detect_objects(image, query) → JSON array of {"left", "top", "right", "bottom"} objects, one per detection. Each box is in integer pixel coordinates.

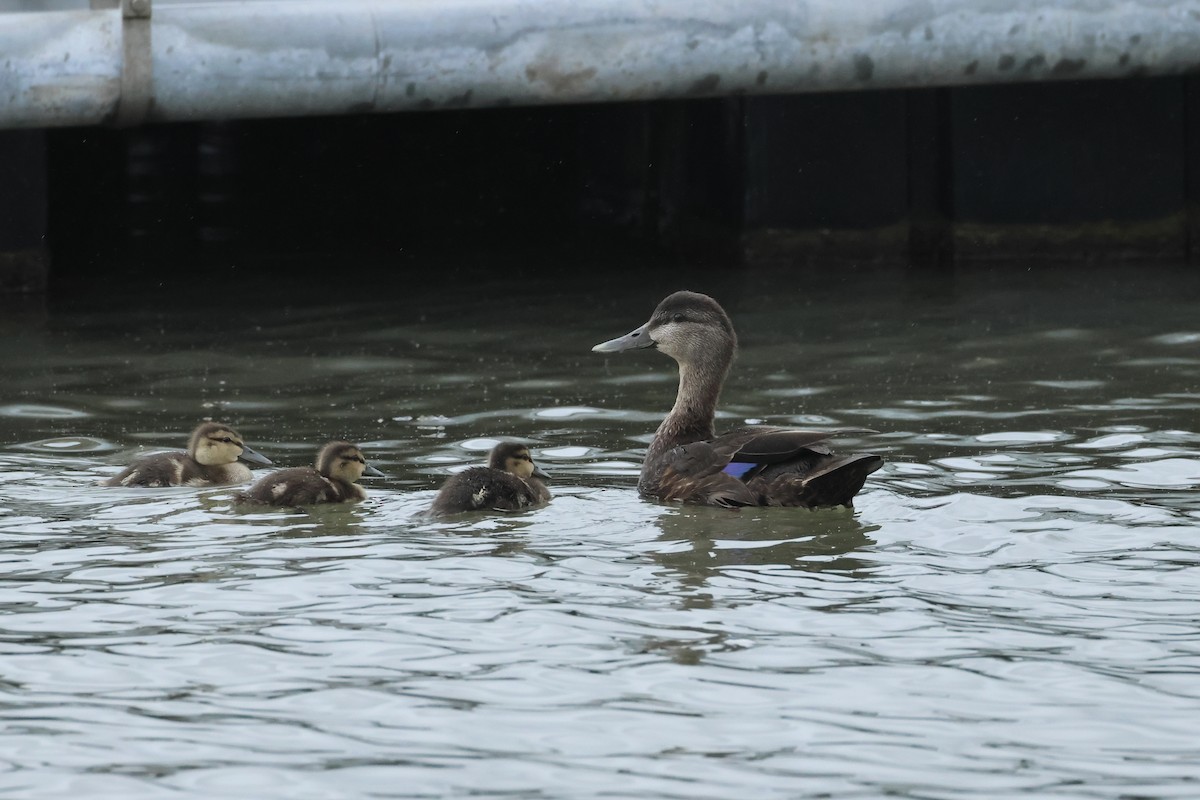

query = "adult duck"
[
  {"left": 427, "top": 442, "right": 551, "bottom": 516},
  {"left": 105, "top": 421, "right": 272, "bottom": 487},
  {"left": 592, "top": 290, "right": 882, "bottom": 508},
  {"left": 240, "top": 441, "right": 384, "bottom": 506}
]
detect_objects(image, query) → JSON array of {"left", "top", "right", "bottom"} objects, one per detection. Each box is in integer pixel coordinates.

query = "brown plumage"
[
  {"left": 427, "top": 442, "right": 551, "bottom": 516},
  {"left": 105, "top": 421, "right": 272, "bottom": 487},
  {"left": 592, "top": 290, "right": 883, "bottom": 508},
  {"left": 239, "top": 441, "right": 383, "bottom": 507}
]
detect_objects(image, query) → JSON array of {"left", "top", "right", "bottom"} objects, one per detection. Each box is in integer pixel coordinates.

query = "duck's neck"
[{"left": 647, "top": 354, "right": 730, "bottom": 462}]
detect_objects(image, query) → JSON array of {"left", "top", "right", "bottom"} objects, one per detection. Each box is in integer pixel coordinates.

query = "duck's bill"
[
  {"left": 592, "top": 323, "right": 655, "bottom": 353},
  {"left": 239, "top": 445, "right": 273, "bottom": 466},
  {"left": 532, "top": 464, "right": 550, "bottom": 480},
  {"left": 363, "top": 465, "right": 386, "bottom": 478}
]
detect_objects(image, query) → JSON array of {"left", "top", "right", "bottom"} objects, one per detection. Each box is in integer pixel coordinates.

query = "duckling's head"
[
  {"left": 188, "top": 422, "right": 272, "bottom": 467},
  {"left": 316, "top": 441, "right": 384, "bottom": 484},
  {"left": 592, "top": 290, "right": 737, "bottom": 367},
  {"left": 488, "top": 442, "right": 549, "bottom": 481}
]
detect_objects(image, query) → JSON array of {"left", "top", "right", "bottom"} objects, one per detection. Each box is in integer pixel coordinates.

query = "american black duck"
[
  {"left": 427, "top": 442, "right": 550, "bottom": 516},
  {"left": 592, "top": 290, "right": 882, "bottom": 508},
  {"left": 105, "top": 421, "right": 272, "bottom": 488},
  {"left": 240, "top": 441, "right": 383, "bottom": 506}
]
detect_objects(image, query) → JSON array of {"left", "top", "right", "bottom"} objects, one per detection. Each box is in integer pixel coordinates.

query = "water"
[{"left": 2, "top": 261, "right": 1199, "bottom": 798}]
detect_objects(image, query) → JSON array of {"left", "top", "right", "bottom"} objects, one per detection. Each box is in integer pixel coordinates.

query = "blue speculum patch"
[{"left": 722, "top": 461, "right": 756, "bottom": 479}]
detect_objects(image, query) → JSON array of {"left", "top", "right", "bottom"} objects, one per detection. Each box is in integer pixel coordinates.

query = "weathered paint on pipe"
[
  {"left": 2, "top": 0, "right": 1200, "bottom": 128},
  {"left": 0, "top": 10, "right": 120, "bottom": 127}
]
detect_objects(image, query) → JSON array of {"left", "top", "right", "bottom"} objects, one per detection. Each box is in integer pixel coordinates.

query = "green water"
[{"left": 1, "top": 261, "right": 1198, "bottom": 798}]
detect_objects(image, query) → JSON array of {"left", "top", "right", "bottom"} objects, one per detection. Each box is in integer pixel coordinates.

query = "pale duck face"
[
  {"left": 328, "top": 447, "right": 367, "bottom": 483},
  {"left": 645, "top": 292, "right": 736, "bottom": 366},
  {"left": 488, "top": 442, "right": 549, "bottom": 481},
  {"left": 317, "top": 442, "right": 384, "bottom": 484},
  {"left": 192, "top": 426, "right": 248, "bottom": 466},
  {"left": 504, "top": 449, "right": 536, "bottom": 480},
  {"left": 592, "top": 290, "right": 736, "bottom": 368}
]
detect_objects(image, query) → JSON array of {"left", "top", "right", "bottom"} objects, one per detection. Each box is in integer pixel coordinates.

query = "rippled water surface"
[{"left": 2, "top": 262, "right": 1199, "bottom": 798}]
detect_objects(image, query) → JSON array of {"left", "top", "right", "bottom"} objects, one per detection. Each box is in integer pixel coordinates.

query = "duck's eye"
[
  {"left": 218, "top": 437, "right": 234, "bottom": 444},
  {"left": 671, "top": 313, "right": 685, "bottom": 323}
]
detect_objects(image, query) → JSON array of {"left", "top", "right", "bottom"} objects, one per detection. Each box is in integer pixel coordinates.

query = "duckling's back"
[
  {"left": 428, "top": 467, "right": 549, "bottom": 516},
  {"left": 105, "top": 452, "right": 251, "bottom": 487},
  {"left": 240, "top": 467, "right": 366, "bottom": 506}
]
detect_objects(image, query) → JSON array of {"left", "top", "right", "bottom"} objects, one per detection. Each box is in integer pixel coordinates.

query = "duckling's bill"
[
  {"left": 238, "top": 445, "right": 273, "bottom": 467},
  {"left": 362, "top": 464, "right": 386, "bottom": 478},
  {"left": 592, "top": 323, "right": 655, "bottom": 353}
]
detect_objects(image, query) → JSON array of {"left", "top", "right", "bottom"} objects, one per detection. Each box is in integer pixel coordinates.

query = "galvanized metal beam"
[{"left": 1, "top": 0, "right": 1199, "bottom": 128}]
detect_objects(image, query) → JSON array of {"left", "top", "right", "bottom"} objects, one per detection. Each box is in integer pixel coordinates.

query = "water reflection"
[{"left": 652, "top": 504, "right": 878, "bottom": 598}]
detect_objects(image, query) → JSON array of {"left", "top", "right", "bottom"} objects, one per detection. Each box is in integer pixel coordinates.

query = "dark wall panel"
[
  {"left": 952, "top": 79, "right": 1185, "bottom": 225},
  {"left": 743, "top": 91, "right": 909, "bottom": 230},
  {"left": 31, "top": 75, "right": 1199, "bottom": 291}
]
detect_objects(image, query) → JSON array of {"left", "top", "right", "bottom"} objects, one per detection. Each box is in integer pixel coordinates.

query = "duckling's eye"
[{"left": 671, "top": 313, "right": 685, "bottom": 323}]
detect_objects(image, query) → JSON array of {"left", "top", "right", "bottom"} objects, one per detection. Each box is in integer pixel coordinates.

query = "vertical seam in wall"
[{"left": 114, "top": 0, "right": 153, "bottom": 127}]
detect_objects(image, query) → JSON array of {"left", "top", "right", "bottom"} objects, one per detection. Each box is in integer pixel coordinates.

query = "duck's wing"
[
  {"left": 428, "top": 468, "right": 546, "bottom": 515},
  {"left": 650, "top": 441, "right": 758, "bottom": 507},
  {"left": 241, "top": 467, "right": 330, "bottom": 505},
  {"left": 647, "top": 428, "right": 881, "bottom": 508},
  {"left": 104, "top": 451, "right": 189, "bottom": 487},
  {"left": 715, "top": 427, "right": 874, "bottom": 473},
  {"left": 718, "top": 427, "right": 883, "bottom": 507}
]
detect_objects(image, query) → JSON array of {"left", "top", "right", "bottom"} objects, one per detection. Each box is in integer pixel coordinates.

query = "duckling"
[
  {"left": 592, "top": 290, "right": 883, "bottom": 508},
  {"left": 105, "top": 421, "right": 272, "bottom": 487},
  {"left": 239, "top": 440, "right": 384, "bottom": 506},
  {"left": 427, "top": 442, "right": 551, "bottom": 516}
]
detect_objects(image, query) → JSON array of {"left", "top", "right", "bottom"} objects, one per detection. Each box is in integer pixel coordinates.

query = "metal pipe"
[
  {"left": 0, "top": 10, "right": 121, "bottom": 127},
  {"left": 2, "top": 0, "right": 1200, "bottom": 128}
]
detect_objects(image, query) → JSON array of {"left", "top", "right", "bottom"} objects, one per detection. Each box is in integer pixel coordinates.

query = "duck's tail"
[{"left": 797, "top": 453, "right": 884, "bottom": 508}]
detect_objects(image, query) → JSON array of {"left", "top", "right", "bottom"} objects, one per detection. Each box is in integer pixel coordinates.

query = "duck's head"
[
  {"left": 488, "top": 442, "right": 549, "bottom": 482},
  {"left": 188, "top": 422, "right": 272, "bottom": 467},
  {"left": 592, "top": 290, "right": 737, "bottom": 366},
  {"left": 316, "top": 441, "right": 385, "bottom": 483}
]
